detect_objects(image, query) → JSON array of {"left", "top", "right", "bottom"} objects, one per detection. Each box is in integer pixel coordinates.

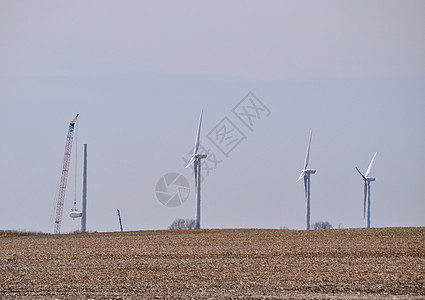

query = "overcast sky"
[{"left": 1, "top": 1, "right": 424, "bottom": 233}]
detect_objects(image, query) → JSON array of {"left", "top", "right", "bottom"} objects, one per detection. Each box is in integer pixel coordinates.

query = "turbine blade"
[
  {"left": 363, "top": 181, "right": 367, "bottom": 219},
  {"left": 303, "top": 130, "right": 313, "bottom": 169},
  {"left": 296, "top": 171, "right": 305, "bottom": 182},
  {"left": 356, "top": 167, "right": 366, "bottom": 180},
  {"left": 185, "top": 156, "right": 196, "bottom": 168},
  {"left": 365, "top": 152, "right": 377, "bottom": 178},
  {"left": 193, "top": 110, "right": 203, "bottom": 154},
  {"left": 304, "top": 175, "right": 308, "bottom": 200}
]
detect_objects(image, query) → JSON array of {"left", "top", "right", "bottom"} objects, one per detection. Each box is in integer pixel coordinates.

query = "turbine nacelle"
[
  {"left": 296, "top": 169, "right": 316, "bottom": 182},
  {"left": 356, "top": 168, "right": 376, "bottom": 182},
  {"left": 185, "top": 153, "right": 208, "bottom": 168},
  {"left": 69, "top": 208, "right": 82, "bottom": 218}
]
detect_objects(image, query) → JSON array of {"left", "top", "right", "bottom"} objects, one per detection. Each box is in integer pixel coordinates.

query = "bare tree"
[
  {"left": 312, "top": 221, "right": 333, "bottom": 230},
  {"left": 168, "top": 218, "right": 197, "bottom": 230}
]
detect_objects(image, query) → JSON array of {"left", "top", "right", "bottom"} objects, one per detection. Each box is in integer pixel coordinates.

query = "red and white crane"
[{"left": 52, "top": 114, "right": 79, "bottom": 234}]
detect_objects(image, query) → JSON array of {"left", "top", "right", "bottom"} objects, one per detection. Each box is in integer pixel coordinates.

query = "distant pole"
[
  {"left": 117, "top": 209, "right": 123, "bottom": 232},
  {"left": 81, "top": 144, "right": 87, "bottom": 232}
]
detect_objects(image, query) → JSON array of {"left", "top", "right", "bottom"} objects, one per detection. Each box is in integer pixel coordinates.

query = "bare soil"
[{"left": 0, "top": 228, "right": 424, "bottom": 299}]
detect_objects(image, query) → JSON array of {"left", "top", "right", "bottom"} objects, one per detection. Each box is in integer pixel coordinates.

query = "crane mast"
[{"left": 53, "top": 114, "right": 79, "bottom": 234}]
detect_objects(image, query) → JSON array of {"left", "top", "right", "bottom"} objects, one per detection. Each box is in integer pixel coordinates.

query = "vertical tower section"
[
  {"left": 306, "top": 174, "right": 311, "bottom": 231},
  {"left": 196, "top": 159, "right": 201, "bottom": 229},
  {"left": 81, "top": 143, "right": 87, "bottom": 232},
  {"left": 53, "top": 114, "right": 79, "bottom": 234}
]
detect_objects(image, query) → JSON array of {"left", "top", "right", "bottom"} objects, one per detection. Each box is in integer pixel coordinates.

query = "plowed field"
[{"left": 1, "top": 228, "right": 424, "bottom": 299}]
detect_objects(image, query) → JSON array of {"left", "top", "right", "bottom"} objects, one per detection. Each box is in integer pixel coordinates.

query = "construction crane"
[{"left": 52, "top": 114, "right": 79, "bottom": 234}]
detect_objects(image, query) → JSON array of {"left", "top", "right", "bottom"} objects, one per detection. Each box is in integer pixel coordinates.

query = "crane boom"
[{"left": 53, "top": 114, "right": 79, "bottom": 234}]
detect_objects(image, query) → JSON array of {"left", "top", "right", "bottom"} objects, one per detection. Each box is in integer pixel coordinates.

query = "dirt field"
[{"left": 0, "top": 228, "right": 424, "bottom": 299}]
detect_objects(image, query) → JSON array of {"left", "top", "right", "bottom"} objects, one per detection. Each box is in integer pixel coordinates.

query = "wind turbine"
[
  {"left": 296, "top": 131, "right": 316, "bottom": 230},
  {"left": 356, "top": 152, "right": 377, "bottom": 229},
  {"left": 185, "top": 110, "right": 207, "bottom": 229}
]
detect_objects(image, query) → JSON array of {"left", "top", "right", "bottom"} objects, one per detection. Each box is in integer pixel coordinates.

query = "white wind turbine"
[
  {"left": 356, "top": 152, "right": 377, "bottom": 229},
  {"left": 185, "top": 110, "right": 207, "bottom": 229},
  {"left": 296, "top": 131, "right": 316, "bottom": 230}
]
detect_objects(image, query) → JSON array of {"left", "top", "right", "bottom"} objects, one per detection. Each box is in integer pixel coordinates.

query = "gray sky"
[{"left": 1, "top": 1, "right": 424, "bottom": 233}]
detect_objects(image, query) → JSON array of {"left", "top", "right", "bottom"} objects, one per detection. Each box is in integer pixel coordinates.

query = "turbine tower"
[
  {"left": 296, "top": 131, "right": 316, "bottom": 230},
  {"left": 356, "top": 152, "right": 377, "bottom": 229},
  {"left": 81, "top": 144, "right": 88, "bottom": 232},
  {"left": 185, "top": 110, "right": 207, "bottom": 229}
]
